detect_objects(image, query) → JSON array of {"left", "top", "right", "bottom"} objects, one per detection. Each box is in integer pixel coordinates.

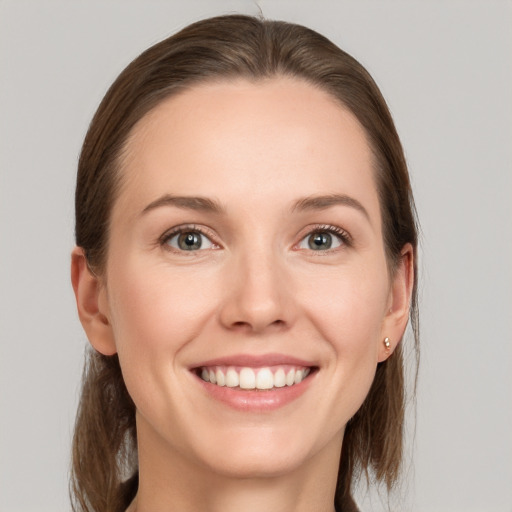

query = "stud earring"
[{"left": 384, "top": 337, "right": 391, "bottom": 349}]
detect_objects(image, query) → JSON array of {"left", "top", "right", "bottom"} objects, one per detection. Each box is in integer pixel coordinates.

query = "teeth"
[
  {"left": 256, "top": 368, "right": 273, "bottom": 390},
  {"left": 274, "top": 368, "right": 286, "bottom": 388},
  {"left": 215, "top": 369, "right": 225, "bottom": 387},
  {"left": 239, "top": 368, "right": 256, "bottom": 389},
  {"left": 225, "top": 367, "right": 239, "bottom": 387},
  {"left": 199, "top": 365, "right": 311, "bottom": 390}
]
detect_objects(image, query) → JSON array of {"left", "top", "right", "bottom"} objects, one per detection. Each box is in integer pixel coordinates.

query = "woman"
[{"left": 70, "top": 14, "right": 418, "bottom": 512}]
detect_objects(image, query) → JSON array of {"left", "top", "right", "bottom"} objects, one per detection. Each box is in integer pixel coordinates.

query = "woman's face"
[{"left": 84, "top": 78, "right": 410, "bottom": 478}]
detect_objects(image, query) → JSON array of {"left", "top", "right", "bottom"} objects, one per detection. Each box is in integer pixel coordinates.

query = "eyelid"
[
  {"left": 157, "top": 223, "right": 351, "bottom": 252},
  {"left": 294, "top": 224, "right": 352, "bottom": 250},
  {"left": 159, "top": 224, "right": 221, "bottom": 251}
]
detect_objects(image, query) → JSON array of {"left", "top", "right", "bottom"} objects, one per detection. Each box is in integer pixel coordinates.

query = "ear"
[
  {"left": 71, "top": 247, "right": 117, "bottom": 356},
  {"left": 378, "top": 243, "right": 415, "bottom": 362}
]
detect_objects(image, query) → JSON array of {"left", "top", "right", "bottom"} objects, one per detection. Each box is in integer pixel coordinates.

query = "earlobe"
[
  {"left": 378, "top": 243, "right": 415, "bottom": 362},
  {"left": 71, "top": 247, "right": 117, "bottom": 356}
]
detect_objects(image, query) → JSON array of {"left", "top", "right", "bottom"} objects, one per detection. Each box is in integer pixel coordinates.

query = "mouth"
[
  {"left": 194, "top": 364, "right": 315, "bottom": 390},
  {"left": 189, "top": 354, "right": 318, "bottom": 410}
]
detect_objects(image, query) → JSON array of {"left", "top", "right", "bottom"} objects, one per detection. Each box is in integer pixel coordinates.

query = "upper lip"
[{"left": 191, "top": 353, "right": 317, "bottom": 369}]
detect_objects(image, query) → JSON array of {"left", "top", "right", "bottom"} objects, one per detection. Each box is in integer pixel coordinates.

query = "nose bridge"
[{"left": 220, "top": 237, "right": 292, "bottom": 332}]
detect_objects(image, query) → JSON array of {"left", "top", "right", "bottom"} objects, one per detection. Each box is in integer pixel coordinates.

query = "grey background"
[{"left": 1, "top": 1, "right": 511, "bottom": 511}]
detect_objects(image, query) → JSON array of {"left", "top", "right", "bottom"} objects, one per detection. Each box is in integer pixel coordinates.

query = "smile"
[
  {"left": 191, "top": 354, "right": 318, "bottom": 411},
  {"left": 198, "top": 365, "right": 311, "bottom": 390}
]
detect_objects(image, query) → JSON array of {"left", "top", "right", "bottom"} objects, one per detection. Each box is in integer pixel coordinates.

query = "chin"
[
  {"left": 200, "top": 448, "right": 308, "bottom": 480},
  {"left": 187, "top": 425, "right": 328, "bottom": 480}
]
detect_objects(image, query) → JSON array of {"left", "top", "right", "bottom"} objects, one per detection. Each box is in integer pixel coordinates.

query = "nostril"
[
  {"left": 232, "top": 321, "right": 250, "bottom": 328},
  {"left": 229, "top": 318, "right": 286, "bottom": 333}
]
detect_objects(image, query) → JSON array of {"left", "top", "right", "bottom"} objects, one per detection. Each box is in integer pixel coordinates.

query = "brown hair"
[{"left": 72, "top": 14, "right": 419, "bottom": 512}]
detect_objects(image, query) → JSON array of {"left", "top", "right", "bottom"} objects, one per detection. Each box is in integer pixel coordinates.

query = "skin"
[{"left": 72, "top": 77, "right": 413, "bottom": 512}]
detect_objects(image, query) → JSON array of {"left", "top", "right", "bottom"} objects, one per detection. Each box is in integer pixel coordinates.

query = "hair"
[{"left": 72, "top": 14, "right": 419, "bottom": 512}]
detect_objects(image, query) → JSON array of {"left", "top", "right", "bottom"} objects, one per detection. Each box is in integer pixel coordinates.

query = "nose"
[{"left": 219, "top": 249, "right": 295, "bottom": 334}]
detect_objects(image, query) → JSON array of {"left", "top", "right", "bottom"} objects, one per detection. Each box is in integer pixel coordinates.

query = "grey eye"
[
  {"left": 309, "top": 232, "right": 332, "bottom": 250},
  {"left": 166, "top": 231, "right": 214, "bottom": 251},
  {"left": 298, "top": 231, "right": 342, "bottom": 251}
]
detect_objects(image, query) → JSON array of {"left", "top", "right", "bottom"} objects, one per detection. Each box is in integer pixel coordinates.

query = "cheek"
[
  {"left": 108, "top": 257, "right": 218, "bottom": 340},
  {"left": 300, "top": 260, "right": 389, "bottom": 403},
  {"left": 303, "top": 259, "right": 389, "bottom": 345},
  {"left": 105, "top": 257, "right": 221, "bottom": 389}
]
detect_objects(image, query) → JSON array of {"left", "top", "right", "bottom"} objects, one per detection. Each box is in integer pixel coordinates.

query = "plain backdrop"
[{"left": 1, "top": 1, "right": 511, "bottom": 511}]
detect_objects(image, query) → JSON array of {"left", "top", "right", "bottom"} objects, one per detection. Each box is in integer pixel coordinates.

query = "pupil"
[
  {"left": 179, "top": 232, "right": 201, "bottom": 250},
  {"left": 309, "top": 232, "right": 332, "bottom": 250}
]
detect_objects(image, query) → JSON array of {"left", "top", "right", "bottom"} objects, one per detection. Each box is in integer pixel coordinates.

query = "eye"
[
  {"left": 163, "top": 228, "right": 215, "bottom": 251},
  {"left": 297, "top": 227, "right": 349, "bottom": 251}
]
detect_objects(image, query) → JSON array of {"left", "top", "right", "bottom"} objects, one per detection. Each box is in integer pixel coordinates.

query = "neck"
[{"left": 132, "top": 416, "right": 342, "bottom": 512}]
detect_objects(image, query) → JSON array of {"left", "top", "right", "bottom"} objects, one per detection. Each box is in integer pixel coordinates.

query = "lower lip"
[{"left": 194, "top": 371, "right": 316, "bottom": 412}]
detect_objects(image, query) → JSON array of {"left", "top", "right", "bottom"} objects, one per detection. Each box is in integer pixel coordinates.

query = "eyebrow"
[
  {"left": 141, "top": 194, "right": 224, "bottom": 216},
  {"left": 141, "top": 192, "right": 370, "bottom": 221},
  {"left": 292, "top": 194, "right": 370, "bottom": 221}
]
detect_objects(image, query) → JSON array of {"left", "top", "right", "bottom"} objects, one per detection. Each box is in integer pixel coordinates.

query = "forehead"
[{"left": 115, "top": 77, "right": 380, "bottom": 224}]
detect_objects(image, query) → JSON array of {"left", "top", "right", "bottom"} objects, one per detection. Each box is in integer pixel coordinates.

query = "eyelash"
[
  {"left": 296, "top": 224, "right": 352, "bottom": 251},
  {"left": 158, "top": 224, "right": 352, "bottom": 253},
  {"left": 159, "top": 225, "right": 218, "bottom": 252}
]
